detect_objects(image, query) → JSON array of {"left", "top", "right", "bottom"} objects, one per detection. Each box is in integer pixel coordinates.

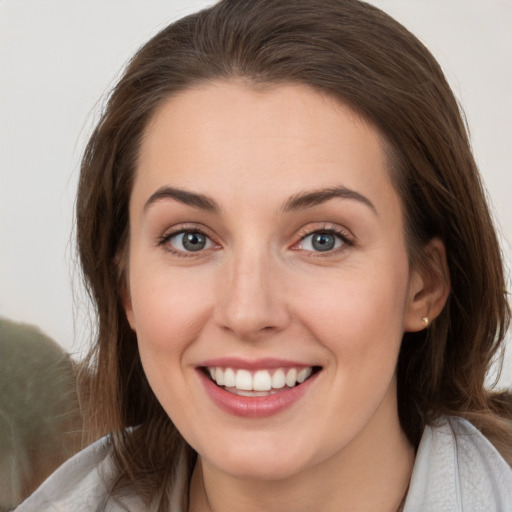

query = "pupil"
[
  {"left": 312, "top": 233, "right": 335, "bottom": 251},
  {"left": 183, "top": 232, "right": 206, "bottom": 251}
]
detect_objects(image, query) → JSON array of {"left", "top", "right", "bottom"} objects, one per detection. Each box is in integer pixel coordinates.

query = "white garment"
[
  {"left": 15, "top": 416, "right": 512, "bottom": 512},
  {"left": 403, "top": 416, "right": 512, "bottom": 511}
]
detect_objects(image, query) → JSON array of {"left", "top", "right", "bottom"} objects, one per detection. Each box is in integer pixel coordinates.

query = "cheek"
[
  {"left": 290, "top": 263, "right": 410, "bottom": 364},
  {"left": 129, "top": 261, "right": 211, "bottom": 340},
  {"left": 128, "top": 266, "right": 216, "bottom": 422},
  {"left": 290, "top": 267, "right": 409, "bottom": 436}
]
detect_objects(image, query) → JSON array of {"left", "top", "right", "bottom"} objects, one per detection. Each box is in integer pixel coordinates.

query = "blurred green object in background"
[{"left": 0, "top": 317, "right": 82, "bottom": 511}]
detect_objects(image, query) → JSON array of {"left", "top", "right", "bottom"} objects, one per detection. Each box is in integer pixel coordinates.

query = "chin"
[{"left": 200, "top": 436, "right": 317, "bottom": 481}]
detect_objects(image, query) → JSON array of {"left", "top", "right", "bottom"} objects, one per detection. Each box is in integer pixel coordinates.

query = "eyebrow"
[
  {"left": 282, "top": 186, "right": 377, "bottom": 215},
  {"left": 143, "top": 184, "right": 377, "bottom": 216},
  {"left": 144, "top": 186, "right": 220, "bottom": 213}
]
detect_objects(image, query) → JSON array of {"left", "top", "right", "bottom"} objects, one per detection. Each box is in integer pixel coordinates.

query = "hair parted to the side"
[{"left": 76, "top": 0, "right": 511, "bottom": 508}]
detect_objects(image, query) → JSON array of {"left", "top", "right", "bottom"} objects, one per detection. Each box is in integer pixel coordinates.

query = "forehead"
[
  {"left": 141, "top": 81, "right": 382, "bottom": 156},
  {"left": 133, "top": 81, "right": 400, "bottom": 218}
]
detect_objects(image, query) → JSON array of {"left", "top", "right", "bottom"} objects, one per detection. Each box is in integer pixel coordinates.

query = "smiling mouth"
[{"left": 202, "top": 366, "right": 322, "bottom": 397}]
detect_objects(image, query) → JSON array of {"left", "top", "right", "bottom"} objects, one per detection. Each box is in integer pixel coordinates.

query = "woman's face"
[{"left": 124, "top": 82, "right": 425, "bottom": 480}]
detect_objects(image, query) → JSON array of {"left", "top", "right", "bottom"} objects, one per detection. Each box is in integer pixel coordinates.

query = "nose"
[{"left": 213, "top": 250, "right": 291, "bottom": 340}]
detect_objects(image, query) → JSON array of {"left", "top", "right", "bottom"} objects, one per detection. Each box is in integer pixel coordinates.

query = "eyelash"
[
  {"left": 294, "top": 225, "right": 354, "bottom": 254},
  {"left": 157, "top": 225, "right": 218, "bottom": 257},
  {"left": 157, "top": 223, "right": 354, "bottom": 257}
]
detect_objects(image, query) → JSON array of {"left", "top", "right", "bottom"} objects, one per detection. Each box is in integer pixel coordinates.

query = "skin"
[{"left": 123, "top": 81, "right": 449, "bottom": 512}]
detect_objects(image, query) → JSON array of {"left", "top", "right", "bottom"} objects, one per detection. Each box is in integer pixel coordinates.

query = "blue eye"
[
  {"left": 299, "top": 231, "right": 344, "bottom": 252},
  {"left": 167, "top": 231, "right": 213, "bottom": 252}
]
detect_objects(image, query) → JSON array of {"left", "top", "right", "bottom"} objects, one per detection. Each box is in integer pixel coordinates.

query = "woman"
[{"left": 16, "top": 0, "right": 512, "bottom": 510}]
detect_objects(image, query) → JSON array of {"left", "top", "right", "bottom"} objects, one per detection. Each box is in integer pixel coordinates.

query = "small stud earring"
[{"left": 421, "top": 317, "right": 429, "bottom": 327}]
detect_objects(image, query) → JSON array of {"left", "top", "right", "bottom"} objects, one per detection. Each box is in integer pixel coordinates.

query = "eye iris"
[
  {"left": 312, "top": 233, "right": 335, "bottom": 251},
  {"left": 182, "top": 232, "right": 206, "bottom": 251}
]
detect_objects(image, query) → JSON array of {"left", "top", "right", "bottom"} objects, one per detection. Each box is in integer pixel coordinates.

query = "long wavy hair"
[{"left": 76, "top": 0, "right": 511, "bottom": 508}]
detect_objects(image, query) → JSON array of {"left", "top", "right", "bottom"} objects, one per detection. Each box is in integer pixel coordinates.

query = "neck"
[{"left": 188, "top": 398, "right": 414, "bottom": 512}]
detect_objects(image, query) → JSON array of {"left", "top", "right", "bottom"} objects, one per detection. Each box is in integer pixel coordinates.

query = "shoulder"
[
  {"left": 404, "top": 415, "right": 512, "bottom": 512},
  {"left": 13, "top": 436, "right": 142, "bottom": 512}
]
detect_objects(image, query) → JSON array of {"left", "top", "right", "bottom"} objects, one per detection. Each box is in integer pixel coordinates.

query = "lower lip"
[{"left": 198, "top": 370, "right": 319, "bottom": 418}]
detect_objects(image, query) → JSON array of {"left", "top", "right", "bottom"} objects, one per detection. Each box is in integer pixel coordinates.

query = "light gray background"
[{"left": 1, "top": 1, "right": 511, "bottom": 387}]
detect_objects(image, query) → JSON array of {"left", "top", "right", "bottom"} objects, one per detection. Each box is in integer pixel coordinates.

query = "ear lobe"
[
  {"left": 120, "top": 279, "right": 136, "bottom": 331},
  {"left": 404, "top": 237, "right": 450, "bottom": 332},
  {"left": 115, "top": 247, "right": 136, "bottom": 332}
]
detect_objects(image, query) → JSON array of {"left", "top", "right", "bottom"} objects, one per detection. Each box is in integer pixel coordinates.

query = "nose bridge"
[{"left": 215, "top": 241, "right": 289, "bottom": 338}]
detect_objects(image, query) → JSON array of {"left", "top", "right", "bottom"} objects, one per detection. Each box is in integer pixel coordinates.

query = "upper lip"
[{"left": 198, "top": 357, "right": 318, "bottom": 371}]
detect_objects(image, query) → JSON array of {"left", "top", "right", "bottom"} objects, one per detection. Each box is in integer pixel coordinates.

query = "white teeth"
[
  {"left": 224, "top": 367, "right": 236, "bottom": 387},
  {"left": 227, "top": 389, "right": 274, "bottom": 397},
  {"left": 253, "top": 370, "right": 272, "bottom": 391},
  {"left": 207, "top": 366, "right": 315, "bottom": 392},
  {"left": 235, "top": 369, "right": 253, "bottom": 391},
  {"left": 285, "top": 368, "right": 297, "bottom": 387},
  {"left": 297, "top": 367, "right": 312, "bottom": 383},
  {"left": 271, "top": 369, "right": 286, "bottom": 389}
]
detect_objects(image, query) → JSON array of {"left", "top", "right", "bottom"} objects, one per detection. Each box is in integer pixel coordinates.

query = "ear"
[
  {"left": 120, "top": 279, "right": 137, "bottom": 331},
  {"left": 115, "top": 246, "right": 137, "bottom": 332},
  {"left": 404, "top": 237, "right": 450, "bottom": 332},
  {"left": 117, "top": 259, "right": 136, "bottom": 331}
]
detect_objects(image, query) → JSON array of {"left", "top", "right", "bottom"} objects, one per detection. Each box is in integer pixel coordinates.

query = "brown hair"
[{"left": 76, "top": 0, "right": 511, "bottom": 507}]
